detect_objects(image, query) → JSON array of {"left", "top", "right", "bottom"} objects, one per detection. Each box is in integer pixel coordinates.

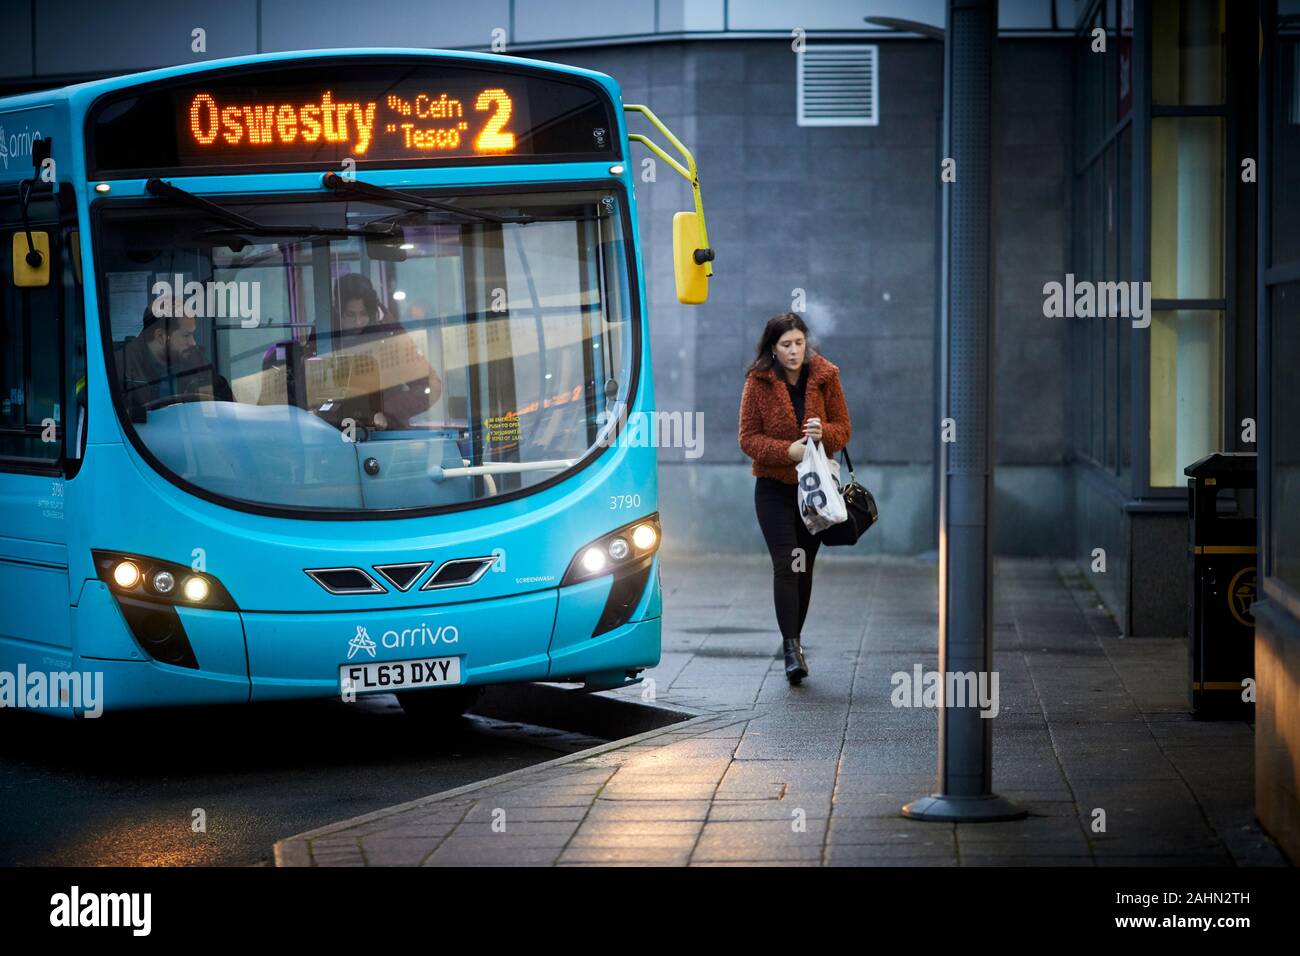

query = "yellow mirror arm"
[{"left": 624, "top": 103, "right": 714, "bottom": 277}]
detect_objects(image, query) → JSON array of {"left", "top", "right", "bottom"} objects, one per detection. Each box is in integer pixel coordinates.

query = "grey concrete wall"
[
  {"left": 30, "top": 0, "right": 259, "bottom": 78},
  {"left": 0, "top": 1, "right": 1078, "bottom": 82},
  {"left": 262, "top": 1, "right": 510, "bottom": 52},
  {"left": 543, "top": 38, "right": 1074, "bottom": 555},
  {"left": 994, "top": 41, "right": 1072, "bottom": 466}
]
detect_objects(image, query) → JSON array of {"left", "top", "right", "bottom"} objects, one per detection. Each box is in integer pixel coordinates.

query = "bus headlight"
[
  {"left": 561, "top": 513, "right": 661, "bottom": 586},
  {"left": 182, "top": 576, "right": 210, "bottom": 603},
  {"left": 92, "top": 550, "right": 237, "bottom": 610},
  {"left": 113, "top": 561, "right": 141, "bottom": 588}
]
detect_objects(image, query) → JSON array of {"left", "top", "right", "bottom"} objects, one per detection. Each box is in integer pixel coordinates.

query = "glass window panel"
[
  {"left": 1151, "top": 117, "right": 1224, "bottom": 300},
  {"left": 1106, "top": 141, "right": 1117, "bottom": 280},
  {"left": 1118, "top": 0, "right": 1135, "bottom": 120},
  {"left": 0, "top": 194, "right": 66, "bottom": 464},
  {"left": 1271, "top": 283, "right": 1300, "bottom": 589},
  {"left": 1091, "top": 160, "right": 1104, "bottom": 286},
  {"left": 1118, "top": 125, "right": 1133, "bottom": 478},
  {"left": 1118, "top": 125, "right": 1131, "bottom": 278},
  {"left": 1073, "top": 316, "right": 1088, "bottom": 457},
  {"left": 1075, "top": 164, "right": 1092, "bottom": 279},
  {"left": 1104, "top": 140, "right": 1116, "bottom": 469},
  {"left": 1091, "top": 153, "right": 1104, "bottom": 465},
  {"left": 1069, "top": 169, "right": 1086, "bottom": 451},
  {"left": 1081, "top": 316, "right": 1093, "bottom": 461},
  {"left": 1086, "top": 7, "right": 1104, "bottom": 151},
  {"left": 1152, "top": 0, "right": 1225, "bottom": 105},
  {"left": 1118, "top": 315, "right": 1131, "bottom": 477},
  {"left": 1105, "top": 305, "right": 1118, "bottom": 470},
  {"left": 1104, "top": 0, "right": 1117, "bottom": 132},
  {"left": 1090, "top": 312, "right": 1102, "bottom": 463},
  {"left": 1149, "top": 309, "right": 1223, "bottom": 487},
  {"left": 1270, "top": 30, "right": 1300, "bottom": 266}
]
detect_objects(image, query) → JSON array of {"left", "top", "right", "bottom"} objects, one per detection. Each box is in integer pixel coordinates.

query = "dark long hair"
[
  {"left": 334, "top": 272, "right": 384, "bottom": 325},
  {"left": 333, "top": 271, "right": 409, "bottom": 335},
  {"left": 746, "top": 312, "right": 811, "bottom": 377}
]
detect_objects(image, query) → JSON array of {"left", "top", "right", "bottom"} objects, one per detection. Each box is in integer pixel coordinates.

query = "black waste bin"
[{"left": 1184, "top": 452, "right": 1256, "bottom": 719}]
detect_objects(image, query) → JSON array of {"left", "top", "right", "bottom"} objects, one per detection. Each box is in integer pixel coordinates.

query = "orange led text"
[{"left": 188, "top": 88, "right": 516, "bottom": 156}]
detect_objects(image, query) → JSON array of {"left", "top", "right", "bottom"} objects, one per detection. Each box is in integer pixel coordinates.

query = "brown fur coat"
[{"left": 738, "top": 351, "right": 852, "bottom": 484}]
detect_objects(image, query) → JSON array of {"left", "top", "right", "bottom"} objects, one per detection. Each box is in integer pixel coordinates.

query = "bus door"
[{"left": 0, "top": 181, "right": 85, "bottom": 665}]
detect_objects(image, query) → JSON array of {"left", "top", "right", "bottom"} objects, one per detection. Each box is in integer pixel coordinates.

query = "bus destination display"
[
  {"left": 184, "top": 85, "right": 529, "bottom": 162},
  {"left": 89, "top": 62, "right": 618, "bottom": 174}
]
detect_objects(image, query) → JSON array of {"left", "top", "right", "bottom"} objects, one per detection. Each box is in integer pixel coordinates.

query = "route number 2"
[{"left": 474, "top": 89, "right": 515, "bottom": 152}]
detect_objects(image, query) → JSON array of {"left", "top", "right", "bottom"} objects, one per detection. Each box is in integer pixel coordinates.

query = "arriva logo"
[
  {"left": 0, "top": 124, "right": 43, "bottom": 171},
  {"left": 381, "top": 623, "right": 459, "bottom": 649},
  {"left": 347, "top": 625, "right": 376, "bottom": 660},
  {"left": 346, "top": 623, "right": 459, "bottom": 657}
]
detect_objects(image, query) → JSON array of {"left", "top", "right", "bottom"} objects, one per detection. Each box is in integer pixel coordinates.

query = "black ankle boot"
[{"left": 783, "top": 639, "right": 808, "bottom": 684}]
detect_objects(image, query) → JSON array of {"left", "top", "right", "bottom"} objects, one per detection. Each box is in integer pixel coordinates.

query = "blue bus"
[{"left": 0, "top": 48, "right": 712, "bottom": 719}]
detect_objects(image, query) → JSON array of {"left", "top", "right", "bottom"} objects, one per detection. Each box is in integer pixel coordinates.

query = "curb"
[{"left": 271, "top": 683, "right": 735, "bottom": 866}]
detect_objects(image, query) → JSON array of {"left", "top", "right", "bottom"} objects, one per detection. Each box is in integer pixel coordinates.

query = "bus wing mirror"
[
  {"left": 12, "top": 231, "right": 50, "bottom": 288},
  {"left": 673, "top": 212, "right": 710, "bottom": 305},
  {"left": 625, "top": 103, "right": 714, "bottom": 306}
]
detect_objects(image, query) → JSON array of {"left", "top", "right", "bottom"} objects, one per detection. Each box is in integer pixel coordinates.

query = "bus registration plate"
[{"left": 340, "top": 657, "right": 461, "bottom": 695}]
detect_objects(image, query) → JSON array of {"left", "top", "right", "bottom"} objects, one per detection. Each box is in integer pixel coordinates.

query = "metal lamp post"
[{"left": 901, "top": 0, "right": 1026, "bottom": 824}]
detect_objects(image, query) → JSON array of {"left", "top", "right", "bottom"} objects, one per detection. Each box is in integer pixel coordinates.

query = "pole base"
[{"left": 901, "top": 793, "right": 1028, "bottom": 822}]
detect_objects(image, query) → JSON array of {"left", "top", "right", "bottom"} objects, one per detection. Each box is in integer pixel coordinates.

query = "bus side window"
[
  {"left": 64, "top": 228, "right": 87, "bottom": 463},
  {"left": 0, "top": 194, "right": 66, "bottom": 469}
]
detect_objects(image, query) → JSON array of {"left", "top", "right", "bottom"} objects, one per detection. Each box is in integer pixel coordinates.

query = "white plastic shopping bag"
[{"left": 796, "top": 437, "right": 848, "bottom": 534}]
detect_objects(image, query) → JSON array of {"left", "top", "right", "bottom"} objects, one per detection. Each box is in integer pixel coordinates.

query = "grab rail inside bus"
[
  {"left": 465, "top": 459, "right": 496, "bottom": 496},
  {"left": 622, "top": 104, "right": 713, "bottom": 278}
]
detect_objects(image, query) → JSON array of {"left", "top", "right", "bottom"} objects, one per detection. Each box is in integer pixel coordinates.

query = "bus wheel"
[{"left": 396, "top": 685, "right": 482, "bottom": 722}]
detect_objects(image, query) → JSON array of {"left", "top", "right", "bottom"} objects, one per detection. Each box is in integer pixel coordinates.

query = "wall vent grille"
[{"left": 797, "top": 44, "right": 880, "bottom": 127}]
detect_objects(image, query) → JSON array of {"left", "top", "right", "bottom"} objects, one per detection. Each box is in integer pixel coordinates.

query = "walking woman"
[{"left": 738, "top": 313, "right": 852, "bottom": 684}]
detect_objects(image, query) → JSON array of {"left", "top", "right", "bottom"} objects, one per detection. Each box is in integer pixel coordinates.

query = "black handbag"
[{"left": 816, "top": 449, "right": 878, "bottom": 546}]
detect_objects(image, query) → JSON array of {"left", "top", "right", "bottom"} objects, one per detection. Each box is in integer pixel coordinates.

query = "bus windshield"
[{"left": 95, "top": 188, "right": 634, "bottom": 514}]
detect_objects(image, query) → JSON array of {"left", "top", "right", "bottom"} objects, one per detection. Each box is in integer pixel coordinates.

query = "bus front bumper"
[{"left": 70, "top": 558, "right": 662, "bottom": 712}]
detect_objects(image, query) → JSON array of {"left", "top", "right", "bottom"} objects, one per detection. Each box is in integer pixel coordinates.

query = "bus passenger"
[{"left": 332, "top": 272, "right": 442, "bottom": 428}]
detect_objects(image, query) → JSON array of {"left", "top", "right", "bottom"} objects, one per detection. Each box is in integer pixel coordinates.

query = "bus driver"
[{"left": 115, "top": 301, "right": 233, "bottom": 416}]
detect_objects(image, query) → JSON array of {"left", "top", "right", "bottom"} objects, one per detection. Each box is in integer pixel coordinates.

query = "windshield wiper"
[
  {"left": 145, "top": 178, "right": 397, "bottom": 239},
  {"left": 321, "top": 172, "right": 535, "bottom": 225}
]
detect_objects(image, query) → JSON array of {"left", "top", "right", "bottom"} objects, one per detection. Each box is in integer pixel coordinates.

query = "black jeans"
[{"left": 754, "top": 476, "right": 822, "bottom": 644}]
